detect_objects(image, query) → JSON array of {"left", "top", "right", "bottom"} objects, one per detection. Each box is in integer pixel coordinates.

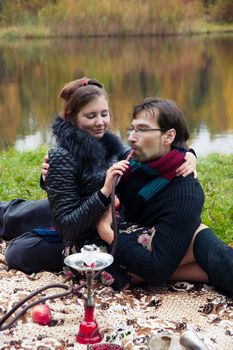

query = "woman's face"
[{"left": 74, "top": 95, "right": 111, "bottom": 138}]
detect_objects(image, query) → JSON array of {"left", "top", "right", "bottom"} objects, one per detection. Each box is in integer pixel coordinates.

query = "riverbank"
[
  {"left": 0, "top": 0, "right": 233, "bottom": 40},
  {"left": 0, "top": 148, "right": 232, "bottom": 243},
  {"left": 0, "top": 20, "right": 233, "bottom": 40}
]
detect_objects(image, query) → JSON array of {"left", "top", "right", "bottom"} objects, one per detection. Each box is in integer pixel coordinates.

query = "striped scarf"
[{"left": 122, "top": 147, "right": 186, "bottom": 201}]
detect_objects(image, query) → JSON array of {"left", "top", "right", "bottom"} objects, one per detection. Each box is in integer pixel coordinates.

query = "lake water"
[{"left": 0, "top": 35, "right": 233, "bottom": 156}]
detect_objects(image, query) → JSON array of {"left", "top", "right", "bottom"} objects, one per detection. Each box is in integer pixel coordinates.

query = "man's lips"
[{"left": 129, "top": 148, "right": 137, "bottom": 158}]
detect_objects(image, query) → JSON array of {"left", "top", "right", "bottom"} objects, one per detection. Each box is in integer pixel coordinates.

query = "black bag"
[{"left": 0, "top": 198, "right": 53, "bottom": 241}]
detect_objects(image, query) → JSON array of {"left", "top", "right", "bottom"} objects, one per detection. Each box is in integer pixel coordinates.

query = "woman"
[{"left": 5, "top": 78, "right": 196, "bottom": 274}]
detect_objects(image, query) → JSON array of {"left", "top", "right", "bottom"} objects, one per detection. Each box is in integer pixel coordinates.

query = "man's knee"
[{"left": 195, "top": 223, "right": 208, "bottom": 235}]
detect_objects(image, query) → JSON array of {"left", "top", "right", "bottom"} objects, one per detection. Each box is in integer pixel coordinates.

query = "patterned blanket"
[{"left": 0, "top": 240, "right": 232, "bottom": 350}]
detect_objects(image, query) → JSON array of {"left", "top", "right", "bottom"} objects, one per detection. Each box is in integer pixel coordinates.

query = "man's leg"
[
  {"left": 5, "top": 232, "right": 63, "bottom": 274},
  {"left": 170, "top": 262, "right": 208, "bottom": 282},
  {"left": 179, "top": 224, "right": 207, "bottom": 266},
  {"left": 170, "top": 224, "right": 210, "bottom": 283},
  {"left": 193, "top": 228, "right": 233, "bottom": 296}
]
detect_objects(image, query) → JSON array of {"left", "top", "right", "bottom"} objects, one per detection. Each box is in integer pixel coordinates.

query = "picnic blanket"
[{"left": 0, "top": 240, "right": 232, "bottom": 350}]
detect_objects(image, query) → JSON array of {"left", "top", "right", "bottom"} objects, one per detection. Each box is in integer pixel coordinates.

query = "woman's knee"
[
  {"left": 5, "top": 232, "right": 63, "bottom": 273},
  {"left": 5, "top": 237, "right": 33, "bottom": 273},
  {"left": 5, "top": 232, "right": 60, "bottom": 273}
]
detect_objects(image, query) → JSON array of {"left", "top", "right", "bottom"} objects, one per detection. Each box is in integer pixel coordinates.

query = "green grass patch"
[
  {"left": 0, "top": 148, "right": 232, "bottom": 243},
  {"left": 0, "top": 146, "right": 48, "bottom": 200},
  {"left": 198, "top": 154, "right": 233, "bottom": 244}
]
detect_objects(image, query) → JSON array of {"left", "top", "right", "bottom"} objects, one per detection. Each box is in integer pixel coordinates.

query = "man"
[{"left": 97, "top": 97, "right": 233, "bottom": 296}]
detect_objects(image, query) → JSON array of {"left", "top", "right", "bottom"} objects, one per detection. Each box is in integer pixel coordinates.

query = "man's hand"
[
  {"left": 176, "top": 152, "right": 197, "bottom": 178},
  {"left": 41, "top": 154, "right": 49, "bottom": 181}
]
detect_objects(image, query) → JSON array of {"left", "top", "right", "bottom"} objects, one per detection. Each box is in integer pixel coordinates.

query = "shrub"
[
  {"left": 0, "top": 0, "right": 52, "bottom": 26},
  {"left": 209, "top": 0, "right": 233, "bottom": 23},
  {"left": 0, "top": 0, "right": 204, "bottom": 35},
  {"left": 39, "top": 0, "right": 203, "bottom": 36}
]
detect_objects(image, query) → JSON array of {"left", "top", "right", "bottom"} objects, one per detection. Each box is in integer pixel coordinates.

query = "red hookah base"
[{"left": 76, "top": 319, "right": 102, "bottom": 344}]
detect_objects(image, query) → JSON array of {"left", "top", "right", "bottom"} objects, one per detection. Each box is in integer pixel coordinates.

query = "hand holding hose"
[{"left": 100, "top": 160, "right": 129, "bottom": 198}]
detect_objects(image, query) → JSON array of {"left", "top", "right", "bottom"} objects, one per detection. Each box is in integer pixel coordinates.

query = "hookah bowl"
[{"left": 64, "top": 245, "right": 114, "bottom": 345}]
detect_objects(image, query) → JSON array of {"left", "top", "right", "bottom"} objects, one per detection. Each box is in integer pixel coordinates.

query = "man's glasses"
[{"left": 126, "top": 127, "right": 166, "bottom": 136}]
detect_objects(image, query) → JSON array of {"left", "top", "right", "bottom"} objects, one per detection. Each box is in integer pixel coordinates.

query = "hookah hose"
[{"left": 0, "top": 175, "right": 120, "bottom": 332}]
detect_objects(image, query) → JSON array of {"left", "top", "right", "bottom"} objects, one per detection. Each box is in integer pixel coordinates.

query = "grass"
[
  {"left": 198, "top": 154, "right": 233, "bottom": 244},
  {"left": 0, "top": 147, "right": 232, "bottom": 243},
  {"left": 0, "top": 146, "right": 48, "bottom": 200}
]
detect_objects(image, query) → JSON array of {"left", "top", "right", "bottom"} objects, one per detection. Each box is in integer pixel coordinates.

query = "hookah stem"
[
  {"left": 88, "top": 173, "right": 119, "bottom": 282},
  {"left": 110, "top": 151, "right": 132, "bottom": 257},
  {"left": 106, "top": 153, "right": 132, "bottom": 267},
  {"left": 0, "top": 175, "right": 120, "bottom": 331},
  {"left": 86, "top": 271, "right": 93, "bottom": 297},
  {"left": 110, "top": 174, "right": 120, "bottom": 257}
]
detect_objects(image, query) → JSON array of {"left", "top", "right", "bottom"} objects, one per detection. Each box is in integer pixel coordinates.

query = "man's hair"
[{"left": 132, "top": 97, "right": 189, "bottom": 149}]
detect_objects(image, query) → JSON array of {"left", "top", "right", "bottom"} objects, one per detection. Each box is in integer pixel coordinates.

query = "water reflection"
[
  {"left": 190, "top": 126, "right": 233, "bottom": 155},
  {"left": 0, "top": 35, "right": 233, "bottom": 155}
]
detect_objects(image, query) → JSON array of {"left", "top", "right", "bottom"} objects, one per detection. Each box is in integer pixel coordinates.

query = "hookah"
[{"left": 64, "top": 244, "right": 114, "bottom": 346}]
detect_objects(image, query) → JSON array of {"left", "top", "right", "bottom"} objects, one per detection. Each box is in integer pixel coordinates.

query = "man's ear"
[{"left": 163, "top": 128, "right": 176, "bottom": 145}]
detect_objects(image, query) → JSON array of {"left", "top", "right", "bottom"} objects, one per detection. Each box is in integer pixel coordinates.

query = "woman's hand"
[
  {"left": 41, "top": 154, "right": 49, "bottom": 181},
  {"left": 176, "top": 152, "right": 197, "bottom": 178},
  {"left": 100, "top": 160, "right": 129, "bottom": 198}
]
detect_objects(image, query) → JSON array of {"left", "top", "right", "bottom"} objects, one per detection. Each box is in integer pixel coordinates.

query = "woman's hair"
[
  {"left": 59, "top": 77, "right": 108, "bottom": 122},
  {"left": 132, "top": 97, "right": 189, "bottom": 149}
]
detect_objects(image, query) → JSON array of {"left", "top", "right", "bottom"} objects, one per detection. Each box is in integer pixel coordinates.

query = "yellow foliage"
[
  {"left": 210, "top": 0, "right": 233, "bottom": 23},
  {"left": 0, "top": 0, "right": 51, "bottom": 25},
  {"left": 1, "top": 0, "right": 204, "bottom": 35}
]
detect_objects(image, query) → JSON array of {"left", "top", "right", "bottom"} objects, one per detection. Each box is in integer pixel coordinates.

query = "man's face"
[{"left": 128, "top": 110, "right": 170, "bottom": 162}]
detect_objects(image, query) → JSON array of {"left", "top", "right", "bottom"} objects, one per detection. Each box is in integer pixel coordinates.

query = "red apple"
[{"left": 31, "top": 304, "right": 52, "bottom": 325}]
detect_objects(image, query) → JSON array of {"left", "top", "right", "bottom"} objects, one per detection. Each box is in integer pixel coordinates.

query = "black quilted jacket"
[{"left": 45, "top": 116, "right": 129, "bottom": 245}]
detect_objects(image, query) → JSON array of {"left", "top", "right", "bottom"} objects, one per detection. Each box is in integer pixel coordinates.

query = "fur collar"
[{"left": 52, "top": 116, "right": 124, "bottom": 166}]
